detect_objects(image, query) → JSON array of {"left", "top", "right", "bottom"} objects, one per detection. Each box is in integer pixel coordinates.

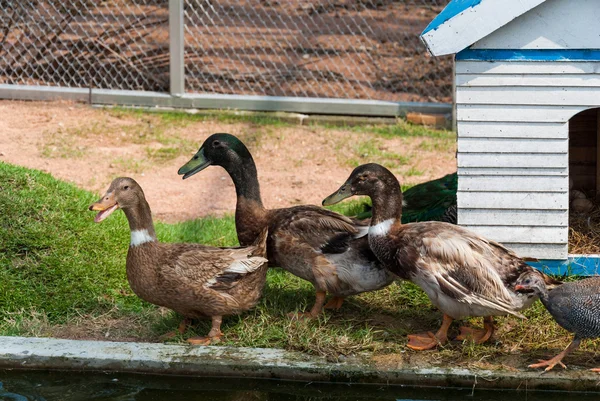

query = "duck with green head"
[
  {"left": 178, "top": 133, "right": 395, "bottom": 319},
  {"left": 323, "top": 163, "right": 561, "bottom": 350}
]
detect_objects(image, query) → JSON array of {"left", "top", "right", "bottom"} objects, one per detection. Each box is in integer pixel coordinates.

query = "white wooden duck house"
[{"left": 421, "top": 0, "right": 600, "bottom": 274}]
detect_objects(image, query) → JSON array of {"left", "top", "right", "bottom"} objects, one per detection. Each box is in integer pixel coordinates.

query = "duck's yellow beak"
[
  {"left": 322, "top": 182, "right": 353, "bottom": 206},
  {"left": 89, "top": 192, "right": 119, "bottom": 223},
  {"left": 178, "top": 148, "right": 212, "bottom": 180}
]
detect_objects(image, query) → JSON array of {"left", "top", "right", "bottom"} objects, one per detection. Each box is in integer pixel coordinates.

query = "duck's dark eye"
[
  {"left": 123, "top": 185, "right": 130, "bottom": 190},
  {"left": 212, "top": 140, "right": 221, "bottom": 148}
]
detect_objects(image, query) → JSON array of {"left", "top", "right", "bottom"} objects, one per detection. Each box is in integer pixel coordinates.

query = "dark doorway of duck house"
[{"left": 568, "top": 108, "right": 600, "bottom": 261}]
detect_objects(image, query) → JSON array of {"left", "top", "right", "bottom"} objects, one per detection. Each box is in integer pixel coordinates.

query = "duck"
[
  {"left": 322, "top": 163, "right": 561, "bottom": 350},
  {"left": 515, "top": 272, "right": 600, "bottom": 372},
  {"left": 177, "top": 133, "right": 395, "bottom": 319},
  {"left": 354, "top": 172, "right": 457, "bottom": 224},
  {"left": 89, "top": 177, "right": 269, "bottom": 344}
]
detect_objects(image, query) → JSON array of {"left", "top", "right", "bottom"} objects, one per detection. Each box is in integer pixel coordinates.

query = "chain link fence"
[
  {"left": 0, "top": 0, "right": 452, "bottom": 108},
  {"left": 184, "top": 0, "right": 451, "bottom": 103}
]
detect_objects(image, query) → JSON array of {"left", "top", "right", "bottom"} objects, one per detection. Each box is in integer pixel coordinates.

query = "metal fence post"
[{"left": 169, "top": 0, "right": 185, "bottom": 97}]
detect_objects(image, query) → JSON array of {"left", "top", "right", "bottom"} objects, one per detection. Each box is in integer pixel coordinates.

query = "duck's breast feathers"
[{"left": 399, "top": 222, "right": 530, "bottom": 317}]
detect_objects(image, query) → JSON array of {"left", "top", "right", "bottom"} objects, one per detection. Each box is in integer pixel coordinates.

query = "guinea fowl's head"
[
  {"left": 514, "top": 271, "right": 547, "bottom": 295},
  {"left": 88, "top": 177, "right": 144, "bottom": 222},
  {"left": 178, "top": 133, "right": 252, "bottom": 180},
  {"left": 322, "top": 163, "right": 399, "bottom": 206}
]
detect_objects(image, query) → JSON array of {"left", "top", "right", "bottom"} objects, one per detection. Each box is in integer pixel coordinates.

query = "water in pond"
[{"left": 0, "top": 370, "right": 597, "bottom": 401}]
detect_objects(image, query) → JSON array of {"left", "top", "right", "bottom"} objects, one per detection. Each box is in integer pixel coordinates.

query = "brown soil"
[{"left": 0, "top": 100, "right": 456, "bottom": 223}]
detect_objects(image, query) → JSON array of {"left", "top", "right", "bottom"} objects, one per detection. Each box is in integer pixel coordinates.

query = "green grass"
[
  {"left": 109, "top": 107, "right": 293, "bottom": 129},
  {"left": 346, "top": 140, "right": 411, "bottom": 170},
  {"left": 351, "top": 120, "right": 455, "bottom": 140},
  {"left": 3, "top": 161, "right": 600, "bottom": 368}
]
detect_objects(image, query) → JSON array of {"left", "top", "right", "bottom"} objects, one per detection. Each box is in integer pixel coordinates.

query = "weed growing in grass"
[
  {"left": 351, "top": 120, "right": 455, "bottom": 140},
  {"left": 346, "top": 140, "right": 410, "bottom": 171},
  {"left": 145, "top": 147, "right": 181, "bottom": 164},
  {"left": 40, "top": 129, "right": 88, "bottom": 159},
  {"left": 404, "top": 166, "right": 424, "bottom": 177},
  {"left": 110, "top": 157, "right": 147, "bottom": 174}
]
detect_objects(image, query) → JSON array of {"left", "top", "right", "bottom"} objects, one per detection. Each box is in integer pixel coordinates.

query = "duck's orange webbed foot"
[
  {"left": 186, "top": 335, "right": 221, "bottom": 346},
  {"left": 456, "top": 316, "right": 494, "bottom": 344},
  {"left": 589, "top": 368, "right": 600, "bottom": 373},
  {"left": 187, "top": 316, "right": 223, "bottom": 345},
  {"left": 407, "top": 332, "right": 440, "bottom": 350},
  {"left": 288, "top": 291, "right": 326, "bottom": 320},
  {"left": 323, "top": 296, "right": 344, "bottom": 310},
  {"left": 406, "top": 314, "right": 452, "bottom": 351},
  {"left": 159, "top": 318, "right": 190, "bottom": 341}
]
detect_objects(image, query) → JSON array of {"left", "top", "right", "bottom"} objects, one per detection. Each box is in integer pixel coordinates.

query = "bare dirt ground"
[{"left": 0, "top": 100, "right": 456, "bottom": 222}]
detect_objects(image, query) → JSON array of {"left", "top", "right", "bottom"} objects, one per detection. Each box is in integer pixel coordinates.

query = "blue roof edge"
[
  {"left": 456, "top": 48, "right": 600, "bottom": 61},
  {"left": 422, "top": 0, "right": 483, "bottom": 35}
]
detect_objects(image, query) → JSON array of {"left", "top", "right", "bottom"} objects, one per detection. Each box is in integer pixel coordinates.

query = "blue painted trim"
[
  {"left": 422, "top": 0, "right": 483, "bottom": 35},
  {"left": 456, "top": 48, "right": 600, "bottom": 61},
  {"left": 527, "top": 256, "right": 600, "bottom": 277}
]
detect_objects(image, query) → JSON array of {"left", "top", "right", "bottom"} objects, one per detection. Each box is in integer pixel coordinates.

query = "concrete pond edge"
[{"left": 0, "top": 336, "right": 599, "bottom": 392}]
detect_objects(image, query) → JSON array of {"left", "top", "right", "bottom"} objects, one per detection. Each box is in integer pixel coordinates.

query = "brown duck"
[
  {"left": 177, "top": 133, "right": 395, "bottom": 319},
  {"left": 323, "top": 163, "right": 560, "bottom": 350},
  {"left": 89, "top": 177, "right": 268, "bottom": 344}
]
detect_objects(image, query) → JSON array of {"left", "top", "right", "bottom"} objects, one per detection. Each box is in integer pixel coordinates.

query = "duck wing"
[
  {"left": 270, "top": 205, "right": 361, "bottom": 250},
  {"left": 411, "top": 222, "right": 528, "bottom": 318},
  {"left": 161, "top": 229, "right": 268, "bottom": 291}
]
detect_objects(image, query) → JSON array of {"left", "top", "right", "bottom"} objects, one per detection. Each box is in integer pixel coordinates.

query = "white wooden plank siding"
[
  {"left": 456, "top": 75, "right": 600, "bottom": 88},
  {"left": 458, "top": 192, "right": 567, "bottom": 210},
  {"left": 458, "top": 209, "right": 568, "bottom": 226},
  {"left": 458, "top": 175, "right": 567, "bottom": 192},
  {"left": 457, "top": 105, "right": 586, "bottom": 123},
  {"left": 459, "top": 138, "right": 567, "bottom": 154},
  {"left": 459, "top": 167, "right": 568, "bottom": 176},
  {"left": 503, "top": 244, "right": 568, "bottom": 260},
  {"left": 456, "top": 62, "right": 600, "bottom": 75},
  {"left": 457, "top": 87, "right": 600, "bottom": 107},
  {"left": 455, "top": 59, "right": 600, "bottom": 260},
  {"left": 460, "top": 226, "right": 567, "bottom": 244},
  {"left": 458, "top": 154, "right": 567, "bottom": 168},
  {"left": 460, "top": 121, "right": 567, "bottom": 139}
]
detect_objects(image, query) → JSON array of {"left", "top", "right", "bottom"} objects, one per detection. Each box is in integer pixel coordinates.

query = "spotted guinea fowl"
[
  {"left": 354, "top": 172, "right": 457, "bottom": 224},
  {"left": 89, "top": 177, "right": 269, "bottom": 344},
  {"left": 323, "top": 163, "right": 560, "bottom": 350},
  {"left": 515, "top": 272, "right": 600, "bottom": 372},
  {"left": 177, "top": 133, "right": 395, "bottom": 318}
]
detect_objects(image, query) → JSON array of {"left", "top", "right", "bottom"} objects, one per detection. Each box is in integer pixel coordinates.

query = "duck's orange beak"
[
  {"left": 514, "top": 284, "right": 525, "bottom": 291},
  {"left": 89, "top": 192, "right": 119, "bottom": 223}
]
